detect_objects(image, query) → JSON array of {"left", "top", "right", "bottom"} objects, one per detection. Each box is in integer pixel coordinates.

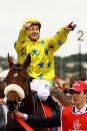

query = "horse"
[{"left": 0, "top": 54, "right": 72, "bottom": 131}]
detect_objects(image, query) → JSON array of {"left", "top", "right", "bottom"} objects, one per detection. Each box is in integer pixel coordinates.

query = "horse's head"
[
  {"left": 4, "top": 53, "right": 31, "bottom": 112},
  {"left": 6, "top": 53, "right": 31, "bottom": 90},
  {"left": 4, "top": 84, "right": 25, "bottom": 112}
]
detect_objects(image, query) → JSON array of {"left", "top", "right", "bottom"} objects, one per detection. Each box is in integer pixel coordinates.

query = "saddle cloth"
[{"left": 42, "top": 103, "right": 60, "bottom": 131}]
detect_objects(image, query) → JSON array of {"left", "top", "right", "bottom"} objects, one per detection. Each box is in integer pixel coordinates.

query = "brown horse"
[{"left": 0, "top": 54, "right": 72, "bottom": 131}]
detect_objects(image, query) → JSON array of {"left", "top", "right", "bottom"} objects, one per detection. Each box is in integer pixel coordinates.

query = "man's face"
[
  {"left": 28, "top": 25, "right": 40, "bottom": 41},
  {"left": 70, "top": 90, "right": 87, "bottom": 106}
]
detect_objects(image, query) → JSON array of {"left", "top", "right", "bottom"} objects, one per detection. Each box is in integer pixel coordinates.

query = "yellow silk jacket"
[{"left": 14, "top": 27, "right": 68, "bottom": 80}]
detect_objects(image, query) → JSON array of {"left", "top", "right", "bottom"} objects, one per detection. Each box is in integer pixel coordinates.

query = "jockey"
[
  {"left": 14, "top": 16, "right": 75, "bottom": 113},
  {"left": 15, "top": 80, "right": 87, "bottom": 131}
]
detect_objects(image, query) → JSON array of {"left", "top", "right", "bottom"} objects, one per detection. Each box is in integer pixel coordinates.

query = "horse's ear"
[
  {"left": 8, "top": 53, "right": 14, "bottom": 68},
  {"left": 23, "top": 53, "right": 31, "bottom": 69}
]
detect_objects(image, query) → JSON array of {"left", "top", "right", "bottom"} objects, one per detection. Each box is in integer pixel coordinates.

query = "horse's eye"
[{"left": 23, "top": 77, "right": 26, "bottom": 83}]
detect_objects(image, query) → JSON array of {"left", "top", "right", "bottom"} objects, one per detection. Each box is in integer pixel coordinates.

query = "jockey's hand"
[
  {"left": 0, "top": 98, "right": 4, "bottom": 104},
  {"left": 15, "top": 111, "right": 24, "bottom": 118},
  {"left": 23, "top": 23, "right": 31, "bottom": 30},
  {"left": 64, "top": 22, "right": 76, "bottom": 32}
]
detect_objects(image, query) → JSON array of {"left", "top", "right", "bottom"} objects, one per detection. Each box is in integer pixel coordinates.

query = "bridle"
[
  {"left": 5, "top": 67, "right": 30, "bottom": 112},
  {"left": 6, "top": 66, "right": 37, "bottom": 114}
]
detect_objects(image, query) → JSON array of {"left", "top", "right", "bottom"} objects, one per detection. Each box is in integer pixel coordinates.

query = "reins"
[{"left": 15, "top": 115, "right": 34, "bottom": 131}]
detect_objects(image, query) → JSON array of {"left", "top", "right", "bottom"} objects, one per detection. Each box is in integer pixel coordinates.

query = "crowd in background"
[{"left": 52, "top": 75, "right": 87, "bottom": 103}]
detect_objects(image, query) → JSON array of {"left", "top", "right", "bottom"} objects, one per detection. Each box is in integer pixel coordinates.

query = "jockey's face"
[{"left": 28, "top": 25, "right": 40, "bottom": 41}]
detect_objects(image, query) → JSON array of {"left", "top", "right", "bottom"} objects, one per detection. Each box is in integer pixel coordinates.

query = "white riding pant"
[{"left": 30, "top": 79, "right": 51, "bottom": 101}]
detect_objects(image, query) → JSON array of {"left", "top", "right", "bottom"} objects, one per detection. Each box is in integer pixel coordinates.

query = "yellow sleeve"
[
  {"left": 18, "top": 27, "right": 29, "bottom": 42},
  {"left": 14, "top": 27, "right": 29, "bottom": 64},
  {"left": 48, "top": 27, "right": 68, "bottom": 53},
  {"left": 14, "top": 27, "right": 29, "bottom": 53}
]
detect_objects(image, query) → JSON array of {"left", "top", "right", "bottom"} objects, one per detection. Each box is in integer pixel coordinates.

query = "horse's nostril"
[
  {"left": 7, "top": 99, "right": 17, "bottom": 105},
  {"left": 6, "top": 99, "right": 18, "bottom": 112}
]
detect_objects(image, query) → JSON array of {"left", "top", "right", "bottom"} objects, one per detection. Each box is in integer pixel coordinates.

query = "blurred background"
[{"left": 0, "top": 0, "right": 87, "bottom": 91}]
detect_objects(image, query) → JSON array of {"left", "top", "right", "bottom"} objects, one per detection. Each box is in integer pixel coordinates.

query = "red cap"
[{"left": 68, "top": 81, "right": 87, "bottom": 92}]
